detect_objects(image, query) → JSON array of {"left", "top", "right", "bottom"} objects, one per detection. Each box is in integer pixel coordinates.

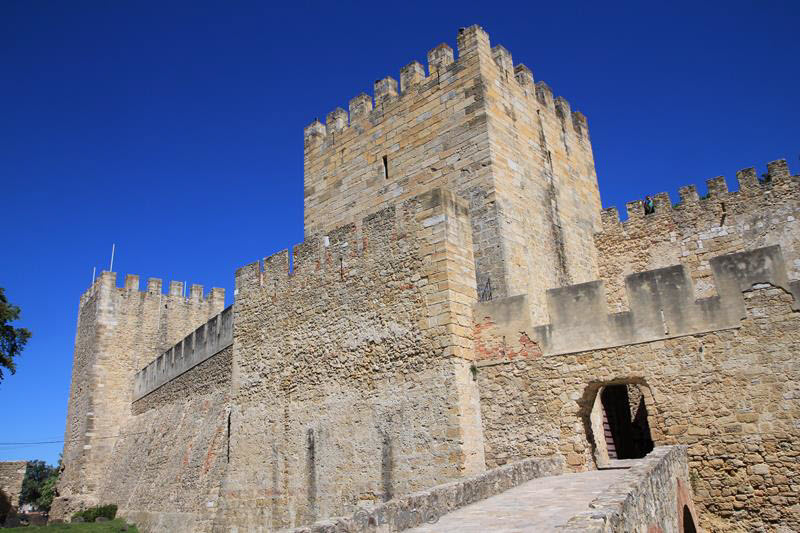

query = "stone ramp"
[{"left": 407, "top": 468, "right": 629, "bottom": 533}]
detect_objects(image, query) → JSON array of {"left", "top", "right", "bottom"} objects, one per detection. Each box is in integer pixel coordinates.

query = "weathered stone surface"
[
  {"left": 102, "top": 346, "right": 232, "bottom": 532},
  {"left": 214, "top": 188, "right": 485, "bottom": 531},
  {"left": 0, "top": 461, "right": 27, "bottom": 509},
  {"left": 558, "top": 447, "right": 698, "bottom": 532}
]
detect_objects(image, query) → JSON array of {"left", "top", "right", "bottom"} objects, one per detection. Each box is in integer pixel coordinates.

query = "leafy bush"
[
  {"left": 20, "top": 459, "right": 60, "bottom": 511},
  {"left": 71, "top": 504, "right": 117, "bottom": 523}
]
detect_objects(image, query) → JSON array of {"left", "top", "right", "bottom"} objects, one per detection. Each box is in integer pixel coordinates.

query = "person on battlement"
[{"left": 643, "top": 195, "right": 655, "bottom": 215}]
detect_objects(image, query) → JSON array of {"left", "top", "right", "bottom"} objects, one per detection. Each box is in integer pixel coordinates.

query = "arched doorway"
[
  {"left": 587, "top": 381, "right": 655, "bottom": 466},
  {"left": 600, "top": 384, "right": 654, "bottom": 459}
]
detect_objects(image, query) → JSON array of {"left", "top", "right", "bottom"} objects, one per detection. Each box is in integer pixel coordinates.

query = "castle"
[{"left": 52, "top": 26, "right": 800, "bottom": 532}]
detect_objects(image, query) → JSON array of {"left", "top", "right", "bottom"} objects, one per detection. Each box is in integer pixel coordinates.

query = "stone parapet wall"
[
  {"left": 283, "top": 455, "right": 564, "bottom": 533},
  {"left": 596, "top": 159, "right": 799, "bottom": 311},
  {"left": 0, "top": 461, "right": 27, "bottom": 509},
  {"left": 133, "top": 305, "right": 233, "bottom": 400},
  {"left": 475, "top": 245, "right": 799, "bottom": 356},
  {"left": 559, "top": 446, "right": 698, "bottom": 532}
]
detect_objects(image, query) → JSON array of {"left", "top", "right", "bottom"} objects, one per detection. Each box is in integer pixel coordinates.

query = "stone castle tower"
[
  {"left": 304, "top": 25, "right": 601, "bottom": 322},
  {"left": 52, "top": 25, "right": 800, "bottom": 533},
  {"left": 54, "top": 274, "right": 224, "bottom": 514}
]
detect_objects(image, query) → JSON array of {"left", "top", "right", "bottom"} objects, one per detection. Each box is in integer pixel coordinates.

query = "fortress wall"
[
  {"left": 215, "top": 188, "right": 484, "bottom": 531},
  {"left": 596, "top": 159, "right": 800, "bottom": 311},
  {"left": 93, "top": 346, "right": 232, "bottom": 533},
  {"left": 304, "top": 26, "right": 600, "bottom": 315},
  {"left": 474, "top": 273, "right": 800, "bottom": 531},
  {"left": 52, "top": 274, "right": 225, "bottom": 520},
  {"left": 0, "top": 461, "right": 27, "bottom": 509}
]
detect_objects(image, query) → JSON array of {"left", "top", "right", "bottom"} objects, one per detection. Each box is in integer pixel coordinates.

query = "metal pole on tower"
[
  {"left": 109, "top": 243, "right": 115, "bottom": 272},
  {"left": 92, "top": 267, "right": 96, "bottom": 284}
]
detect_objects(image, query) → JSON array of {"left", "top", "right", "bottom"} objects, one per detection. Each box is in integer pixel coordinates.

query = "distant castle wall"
[
  {"left": 0, "top": 461, "right": 27, "bottom": 510},
  {"left": 52, "top": 273, "right": 225, "bottom": 521}
]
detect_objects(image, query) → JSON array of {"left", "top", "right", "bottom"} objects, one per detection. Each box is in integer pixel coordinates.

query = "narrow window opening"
[
  {"left": 382, "top": 155, "right": 388, "bottom": 179},
  {"left": 226, "top": 410, "right": 231, "bottom": 463},
  {"left": 306, "top": 428, "right": 316, "bottom": 522}
]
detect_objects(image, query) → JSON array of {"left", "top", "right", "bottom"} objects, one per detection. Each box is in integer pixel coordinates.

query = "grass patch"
[{"left": 5, "top": 518, "right": 137, "bottom": 532}]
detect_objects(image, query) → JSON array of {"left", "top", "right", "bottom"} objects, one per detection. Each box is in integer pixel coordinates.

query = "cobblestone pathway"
[{"left": 407, "top": 468, "right": 629, "bottom": 533}]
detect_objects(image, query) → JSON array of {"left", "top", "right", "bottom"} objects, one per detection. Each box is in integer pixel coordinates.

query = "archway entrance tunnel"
[{"left": 589, "top": 383, "right": 654, "bottom": 465}]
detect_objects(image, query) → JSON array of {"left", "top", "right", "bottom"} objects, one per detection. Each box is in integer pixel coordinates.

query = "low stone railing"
[
  {"left": 558, "top": 446, "right": 696, "bottom": 532},
  {"left": 283, "top": 455, "right": 565, "bottom": 533}
]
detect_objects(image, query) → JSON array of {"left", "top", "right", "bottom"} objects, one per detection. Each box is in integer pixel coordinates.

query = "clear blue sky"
[{"left": 1, "top": 1, "right": 798, "bottom": 465}]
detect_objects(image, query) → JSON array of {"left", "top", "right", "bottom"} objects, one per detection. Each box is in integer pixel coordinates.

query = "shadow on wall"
[
  {"left": 683, "top": 504, "right": 697, "bottom": 533},
  {"left": 0, "top": 489, "right": 20, "bottom": 527},
  {"left": 581, "top": 378, "right": 656, "bottom": 468}
]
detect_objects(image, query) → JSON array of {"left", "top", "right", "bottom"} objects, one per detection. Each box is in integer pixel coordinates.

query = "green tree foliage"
[
  {"left": 37, "top": 472, "right": 59, "bottom": 512},
  {"left": 0, "top": 287, "right": 31, "bottom": 382},
  {"left": 20, "top": 460, "right": 58, "bottom": 511}
]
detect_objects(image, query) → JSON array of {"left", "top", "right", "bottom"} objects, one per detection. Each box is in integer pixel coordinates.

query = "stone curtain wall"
[
  {"left": 0, "top": 461, "right": 27, "bottom": 509},
  {"left": 215, "top": 189, "right": 484, "bottom": 531},
  {"left": 95, "top": 346, "right": 233, "bottom": 533},
  {"left": 596, "top": 160, "right": 799, "bottom": 311},
  {"left": 475, "top": 281, "right": 800, "bottom": 531},
  {"left": 303, "top": 25, "right": 601, "bottom": 321},
  {"left": 560, "top": 447, "right": 698, "bottom": 533},
  {"left": 52, "top": 272, "right": 225, "bottom": 520}
]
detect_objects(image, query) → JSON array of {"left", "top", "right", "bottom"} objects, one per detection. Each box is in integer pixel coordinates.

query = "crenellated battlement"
[
  {"left": 238, "top": 187, "right": 470, "bottom": 294},
  {"left": 303, "top": 25, "right": 589, "bottom": 152},
  {"left": 79, "top": 271, "right": 225, "bottom": 309},
  {"left": 475, "top": 245, "right": 800, "bottom": 358},
  {"left": 600, "top": 159, "right": 796, "bottom": 229}
]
